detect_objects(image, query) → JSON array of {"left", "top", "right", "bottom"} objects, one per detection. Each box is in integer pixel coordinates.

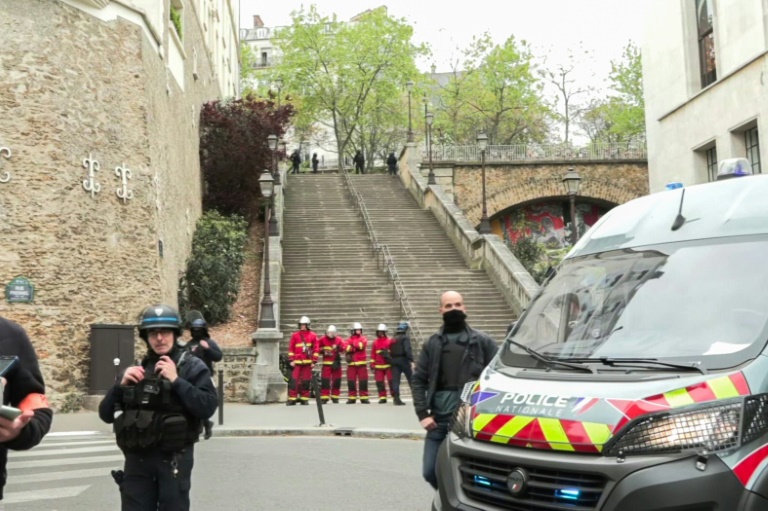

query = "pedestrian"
[
  {"left": 99, "top": 304, "right": 217, "bottom": 510},
  {"left": 353, "top": 150, "right": 365, "bottom": 174},
  {"left": 389, "top": 321, "right": 413, "bottom": 406},
  {"left": 345, "top": 322, "right": 370, "bottom": 404},
  {"left": 370, "top": 324, "right": 394, "bottom": 404},
  {"left": 412, "top": 291, "right": 498, "bottom": 490},
  {"left": 387, "top": 152, "right": 398, "bottom": 176},
  {"left": 182, "top": 315, "right": 222, "bottom": 439},
  {"left": 0, "top": 315, "right": 53, "bottom": 505},
  {"left": 317, "top": 325, "right": 344, "bottom": 403},
  {"left": 286, "top": 316, "right": 318, "bottom": 405},
  {"left": 312, "top": 153, "right": 319, "bottom": 174},
  {"left": 290, "top": 149, "right": 301, "bottom": 174}
]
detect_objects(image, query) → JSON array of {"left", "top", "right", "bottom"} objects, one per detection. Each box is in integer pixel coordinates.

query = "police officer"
[
  {"left": 99, "top": 305, "right": 217, "bottom": 511},
  {"left": 183, "top": 317, "right": 222, "bottom": 439},
  {"left": 389, "top": 321, "right": 414, "bottom": 406}
]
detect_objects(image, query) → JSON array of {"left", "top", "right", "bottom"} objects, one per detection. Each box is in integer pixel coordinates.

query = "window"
[
  {"left": 261, "top": 51, "right": 268, "bottom": 66},
  {"left": 696, "top": 0, "right": 716, "bottom": 87},
  {"left": 706, "top": 146, "right": 718, "bottom": 181},
  {"left": 745, "top": 127, "right": 761, "bottom": 174}
]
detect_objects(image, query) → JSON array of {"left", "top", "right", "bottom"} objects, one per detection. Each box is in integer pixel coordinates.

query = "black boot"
[
  {"left": 378, "top": 398, "right": 387, "bottom": 404},
  {"left": 204, "top": 419, "right": 214, "bottom": 439},
  {"left": 332, "top": 398, "right": 339, "bottom": 404},
  {"left": 286, "top": 400, "right": 297, "bottom": 406},
  {"left": 301, "top": 400, "right": 309, "bottom": 406},
  {"left": 347, "top": 399, "right": 356, "bottom": 404},
  {"left": 393, "top": 394, "right": 405, "bottom": 406}
]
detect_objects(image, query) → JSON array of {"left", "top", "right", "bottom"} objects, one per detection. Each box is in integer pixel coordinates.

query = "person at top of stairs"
[
  {"left": 345, "top": 322, "right": 369, "bottom": 404},
  {"left": 287, "top": 316, "right": 319, "bottom": 406},
  {"left": 371, "top": 324, "right": 395, "bottom": 404},
  {"left": 317, "top": 325, "right": 344, "bottom": 404}
]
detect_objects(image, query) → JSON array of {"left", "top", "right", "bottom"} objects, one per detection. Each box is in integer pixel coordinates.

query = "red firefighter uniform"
[
  {"left": 287, "top": 329, "right": 319, "bottom": 404},
  {"left": 318, "top": 327, "right": 344, "bottom": 403},
  {"left": 371, "top": 332, "right": 394, "bottom": 403},
  {"left": 345, "top": 326, "right": 369, "bottom": 403}
]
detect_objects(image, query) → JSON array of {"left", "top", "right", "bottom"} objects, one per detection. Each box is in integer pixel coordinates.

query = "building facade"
[
  {"left": 643, "top": 0, "right": 768, "bottom": 192},
  {"left": 0, "top": 0, "right": 238, "bottom": 409}
]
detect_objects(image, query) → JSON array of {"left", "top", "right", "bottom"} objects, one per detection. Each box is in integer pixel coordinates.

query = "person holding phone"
[
  {"left": 98, "top": 304, "right": 217, "bottom": 511},
  {"left": 0, "top": 315, "right": 53, "bottom": 503}
]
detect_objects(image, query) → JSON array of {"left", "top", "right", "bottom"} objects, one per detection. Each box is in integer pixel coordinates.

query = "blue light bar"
[
  {"left": 473, "top": 475, "right": 492, "bottom": 487},
  {"left": 555, "top": 488, "right": 581, "bottom": 500}
]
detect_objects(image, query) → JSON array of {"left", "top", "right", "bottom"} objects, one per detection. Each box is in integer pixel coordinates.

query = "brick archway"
[{"left": 454, "top": 163, "right": 648, "bottom": 226}]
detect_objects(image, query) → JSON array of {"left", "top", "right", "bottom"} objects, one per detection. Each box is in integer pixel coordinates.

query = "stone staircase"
[{"left": 348, "top": 174, "right": 516, "bottom": 342}]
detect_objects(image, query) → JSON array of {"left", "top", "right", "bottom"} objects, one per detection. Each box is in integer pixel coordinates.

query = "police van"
[{"left": 434, "top": 159, "right": 768, "bottom": 510}]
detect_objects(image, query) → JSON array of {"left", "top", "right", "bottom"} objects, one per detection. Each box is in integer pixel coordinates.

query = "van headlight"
[
  {"left": 450, "top": 403, "right": 473, "bottom": 439},
  {"left": 605, "top": 401, "right": 742, "bottom": 456}
]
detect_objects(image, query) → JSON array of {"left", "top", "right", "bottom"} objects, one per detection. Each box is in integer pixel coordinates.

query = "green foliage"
[
  {"left": 272, "top": 5, "right": 426, "bottom": 168},
  {"left": 433, "top": 33, "right": 550, "bottom": 145},
  {"left": 506, "top": 212, "right": 570, "bottom": 284},
  {"left": 170, "top": 5, "right": 182, "bottom": 40},
  {"left": 179, "top": 211, "right": 248, "bottom": 325}
]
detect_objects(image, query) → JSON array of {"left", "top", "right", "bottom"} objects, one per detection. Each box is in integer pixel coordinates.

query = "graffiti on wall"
[{"left": 501, "top": 202, "right": 609, "bottom": 248}]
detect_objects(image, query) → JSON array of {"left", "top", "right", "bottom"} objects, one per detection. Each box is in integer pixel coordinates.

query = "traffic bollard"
[
  {"left": 311, "top": 372, "right": 326, "bottom": 426},
  {"left": 217, "top": 369, "right": 224, "bottom": 426}
]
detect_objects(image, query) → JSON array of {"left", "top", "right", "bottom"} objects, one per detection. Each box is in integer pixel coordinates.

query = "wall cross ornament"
[
  {"left": 0, "top": 147, "right": 11, "bottom": 183},
  {"left": 115, "top": 163, "right": 134, "bottom": 204},
  {"left": 82, "top": 153, "right": 101, "bottom": 198}
]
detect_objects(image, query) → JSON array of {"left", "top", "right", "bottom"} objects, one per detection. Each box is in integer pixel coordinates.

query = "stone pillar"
[{"left": 248, "top": 328, "right": 286, "bottom": 403}]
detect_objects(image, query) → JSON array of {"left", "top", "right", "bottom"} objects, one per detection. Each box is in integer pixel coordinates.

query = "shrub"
[
  {"left": 179, "top": 211, "right": 248, "bottom": 325},
  {"left": 170, "top": 5, "right": 182, "bottom": 39}
]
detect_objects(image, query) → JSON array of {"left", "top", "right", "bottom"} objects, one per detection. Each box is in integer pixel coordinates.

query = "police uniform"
[{"left": 98, "top": 305, "right": 218, "bottom": 511}]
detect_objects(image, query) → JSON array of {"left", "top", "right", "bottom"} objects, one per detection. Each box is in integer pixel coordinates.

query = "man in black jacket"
[
  {"left": 99, "top": 305, "right": 217, "bottom": 511},
  {"left": 183, "top": 317, "right": 222, "bottom": 439},
  {"left": 0, "top": 316, "right": 53, "bottom": 503},
  {"left": 412, "top": 291, "right": 498, "bottom": 490},
  {"left": 389, "top": 321, "right": 413, "bottom": 406}
]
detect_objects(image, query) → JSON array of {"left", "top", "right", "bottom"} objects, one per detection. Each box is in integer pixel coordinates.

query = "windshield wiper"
[
  {"left": 506, "top": 339, "right": 595, "bottom": 373},
  {"left": 553, "top": 357, "right": 707, "bottom": 375}
]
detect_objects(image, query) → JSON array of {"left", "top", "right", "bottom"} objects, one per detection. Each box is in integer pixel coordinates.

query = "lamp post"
[
  {"left": 426, "top": 112, "right": 436, "bottom": 185},
  {"left": 406, "top": 80, "right": 414, "bottom": 143},
  {"left": 562, "top": 168, "right": 582, "bottom": 244},
  {"left": 268, "top": 133, "right": 280, "bottom": 186},
  {"left": 477, "top": 133, "right": 490, "bottom": 234},
  {"left": 258, "top": 170, "right": 276, "bottom": 329},
  {"left": 422, "top": 94, "right": 429, "bottom": 150},
  {"left": 275, "top": 77, "right": 283, "bottom": 108}
]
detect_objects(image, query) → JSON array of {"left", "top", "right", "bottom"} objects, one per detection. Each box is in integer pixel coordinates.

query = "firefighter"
[
  {"left": 371, "top": 324, "right": 394, "bottom": 404},
  {"left": 287, "top": 316, "right": 319, "bottom": 405},
  {"left": 345, "top": 322, "right": 369, "bottom": 404},
  {"left": 318, "top": 325, "right": 344, "bottom": 404}
]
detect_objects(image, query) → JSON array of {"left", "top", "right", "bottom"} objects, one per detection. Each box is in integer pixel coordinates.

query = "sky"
[{"left": 238, "top": 0, "right": 645, "bottom": 89}]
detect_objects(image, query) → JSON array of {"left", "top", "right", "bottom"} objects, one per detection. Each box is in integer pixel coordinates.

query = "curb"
[{"left": 212, "top": 427, "right": 426, "bottom": 440}]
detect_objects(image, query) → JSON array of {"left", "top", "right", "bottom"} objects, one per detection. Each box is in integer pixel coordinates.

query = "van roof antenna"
[{"left": 670, "top": 188, "right": 687, "bottom": 231}]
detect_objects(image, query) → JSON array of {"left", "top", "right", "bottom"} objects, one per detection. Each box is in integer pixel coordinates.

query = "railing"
[
  {"left": 423, "top": 142, "right": 647, "bottom": 162},
  {"left": 340, "top": 170, "right": 425, "bottom": 347}
]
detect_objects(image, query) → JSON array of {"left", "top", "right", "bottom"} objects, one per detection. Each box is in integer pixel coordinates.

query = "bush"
[
  {"left": 170, "top": 5, "right": 182, "bottom": 39},
  {"left": 179, "top": 211, "right": 248, "bottom": 325}
]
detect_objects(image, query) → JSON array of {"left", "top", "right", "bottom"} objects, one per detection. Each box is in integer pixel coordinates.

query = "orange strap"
[{"left": 19, "top": 393, "right": 49, "bottom": 411}]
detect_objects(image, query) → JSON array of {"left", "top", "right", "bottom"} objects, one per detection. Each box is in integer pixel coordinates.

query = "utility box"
[{"left": 89, "top": 324, "right": 135, "bottom": 395}]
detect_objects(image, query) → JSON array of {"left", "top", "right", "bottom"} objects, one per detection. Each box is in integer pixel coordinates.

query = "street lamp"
[
  {"left": 275, "top": 77, "right": 283, "bottom": 108},
  {"left": 268, "top": 134, "right": 280, "bottom": 186},
  {"left": 406, "top": 80, "right": 414, "bottom": 143},
  {"left": 258, "top": 170, "right": 276, "bottom": 329},
  {"left": 562, "top": 168, "right": 582, "bottom": 244},
  {"left": 477, "top": 133, "right": 490, "bottom": 234},
  {"left": 426, "top": 112, "right": 436, "bottom": 185}
]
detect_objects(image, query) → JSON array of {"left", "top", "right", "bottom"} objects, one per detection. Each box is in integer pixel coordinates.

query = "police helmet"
[
  {"left": 138, "top": 304, "right": 182, "bottom": 341},
  {"left": 397, "top": 321, "right": 409, "bottom": 332}
]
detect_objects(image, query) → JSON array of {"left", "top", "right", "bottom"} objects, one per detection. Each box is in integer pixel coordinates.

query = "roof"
[{"left": 570, "top": 175, "right": 768, "bottom": 258}]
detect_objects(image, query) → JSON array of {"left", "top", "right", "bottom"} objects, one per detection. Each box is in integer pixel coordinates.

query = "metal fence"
[{"left": 423, "top": 142, "right": 647, "bottom": 162}]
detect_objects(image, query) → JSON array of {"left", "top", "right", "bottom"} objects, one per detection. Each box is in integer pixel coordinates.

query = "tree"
[
  {"left": 540, "top": 47, "right": 593, "bottom": 145},
  {"left": 433, "top": 33, "right": 550, "bottom": 145},
  {"left": 199, "top": 96, "right": 294, "bottom": 217},
  {"left": 272, "top": 6, "right": 424, "bottom": 168}
]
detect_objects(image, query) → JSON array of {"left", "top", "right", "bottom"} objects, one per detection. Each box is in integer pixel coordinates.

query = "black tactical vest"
[{"left": 114, "top": 352, "right": 202, "bottom": 453}]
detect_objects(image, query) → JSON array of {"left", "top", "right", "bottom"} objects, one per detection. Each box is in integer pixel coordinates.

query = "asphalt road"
[{"left": 4, "top": 433, "right": 435, "bottom": 511}]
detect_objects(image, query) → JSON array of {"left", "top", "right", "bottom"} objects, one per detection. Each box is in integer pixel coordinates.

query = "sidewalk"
[{"left": 50, "top": 399, "right": 427, "bottom": 440}]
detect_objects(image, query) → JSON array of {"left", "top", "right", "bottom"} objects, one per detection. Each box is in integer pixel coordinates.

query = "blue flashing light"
[
  {"left": 665, "top": 182, "right": 684, "bottom": 190},
  {"left": 555, "top": 488, "right": 581, "bottom": 501},
  {"left": 473, "top": 475, "right": 492, "bottom": 487}
]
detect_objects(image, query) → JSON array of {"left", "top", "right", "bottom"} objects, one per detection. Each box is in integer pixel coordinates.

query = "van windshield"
[{"left": 501, "top": 235, "right": 768, "bottom": 371}]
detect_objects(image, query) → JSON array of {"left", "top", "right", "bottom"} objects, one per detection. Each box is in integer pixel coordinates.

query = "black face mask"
[
  {"left": 191, "top": 329, "right": 206, "bottom": 341},
  {"left": 442, "top": 309, "right": 467, "bottom": 329}
]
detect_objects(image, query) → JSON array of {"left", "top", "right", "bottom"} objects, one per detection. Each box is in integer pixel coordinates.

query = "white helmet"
[
  {"left": 351, "top": 322, "right": 363, "bottom": 333},
  {"left": 377, "top": 323, "right": 387, "bottom": 332},
  {"left": 299, "top": 316, "right": 310, "bottom": 325},
  {"left": 327, "top": 325, "right": 337, "bottom": 334}
]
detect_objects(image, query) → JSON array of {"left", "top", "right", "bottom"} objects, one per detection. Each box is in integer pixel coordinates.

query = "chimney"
[{"left": 253, "top": 15, "right": 264, "bottom": 28}]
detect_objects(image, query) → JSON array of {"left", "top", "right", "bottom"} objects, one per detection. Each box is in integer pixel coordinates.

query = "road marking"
[
  {"left": 3, "top": 485, "right": 90, "bottom": 504},
  {"left": 11, "top": 445, "right": 119, "bottom": 458},
  {"left": 9, "top": 468, "right": 110, "bottom": 485},
  {"left": 8, "top": 454, "right": 124, "bottom": 469},
  {"left": 36, "top": 439, "right": 115, "bottom": 449}
]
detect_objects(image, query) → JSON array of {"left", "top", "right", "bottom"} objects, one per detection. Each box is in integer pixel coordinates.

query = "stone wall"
[
  {"left": 217, "top": 348, "right": 258, "bottom": 403},
  {"left": 0, "top": 0, "right": 224, "bottom": 410},
  {"left": 452, "top": 162, "right": 649, "bottom": 226}
]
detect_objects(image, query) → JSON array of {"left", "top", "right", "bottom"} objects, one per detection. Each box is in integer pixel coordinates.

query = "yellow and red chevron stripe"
[
  {"left": 608, "top": 372, "right": 750, "bottom": 431},
  {"left": 472, "top": 413, "right": 613, "bottom": 453}
]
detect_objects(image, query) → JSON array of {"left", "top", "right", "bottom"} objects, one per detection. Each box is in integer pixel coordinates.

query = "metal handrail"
[
  {"left": 340, "top": 170, "right": 425, "bottom": 347},
  {"left": 423, "top": 141, "right": 648, "bottom": 162}
]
